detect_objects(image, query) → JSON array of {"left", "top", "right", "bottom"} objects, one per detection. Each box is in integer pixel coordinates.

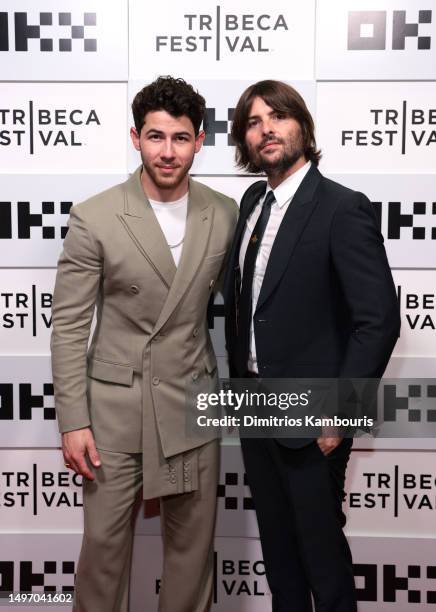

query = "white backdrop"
[{"left": 1, "top": 1, "right": 435, "bottom": 610}]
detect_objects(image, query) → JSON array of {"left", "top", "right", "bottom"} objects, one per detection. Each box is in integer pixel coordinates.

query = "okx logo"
[
  {"left": 0, "top": 382, "right": 55, "bottom": 421},
  {"left": 384, "top": 383, "right": 436, "bottom": 423},
  {"left": 217, "top": 472, "right": 254, "bottom": 510},
  {"left": 0, "top": 201, "right": 71, "bottom": 240},
  {"left": 354, "top": 563, "right": 436, "bottom": 604},
  {"left": 373, "top": 200, "right": 436, "bottom": 240},
  {"left": 204, "top": 107, "right": 234, "bottom": 147},
  {"left": 0, "top": 11, "right": 97, "bottom": 52},
  {"left": 348, "top": 10, "right": 432, "bottom": 50},
  {"left": 0, "top": 560, "right": 75, "bottom": 592}
]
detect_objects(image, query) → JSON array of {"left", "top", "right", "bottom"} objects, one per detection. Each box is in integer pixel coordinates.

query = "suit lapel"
[
  {"left": 119, "top": 166, "right": 176, "bottom": 288},
  {"left": 256, "top": 164, "right": 322, "bottom": 312},
  {"left": 152, "top": 178, "right": 213, "bottom": 336},
  {"left": 223, "top": 180, "right": 266, "bottom": 308}
]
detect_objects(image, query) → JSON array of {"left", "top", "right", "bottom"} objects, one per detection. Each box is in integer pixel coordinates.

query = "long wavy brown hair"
[{"left": 231, "top": 80, "right": 321, "bottom": 173}]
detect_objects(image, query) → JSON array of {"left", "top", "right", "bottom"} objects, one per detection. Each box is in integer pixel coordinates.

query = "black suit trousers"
[{"left": 240, "top": 437, "right": 357, "bottom": 612}]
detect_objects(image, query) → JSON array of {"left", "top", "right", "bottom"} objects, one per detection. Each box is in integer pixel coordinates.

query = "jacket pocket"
[
  {"left": 87, "top": 358, "right": 134, "bottom": 386},
  {"left": 204, "top": 351, "right": 218, "bottom": 374}
]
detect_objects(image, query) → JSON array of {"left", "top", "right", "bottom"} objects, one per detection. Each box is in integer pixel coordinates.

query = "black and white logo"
[
  {"left": 217, "top": 472, "right": 254, "bottom": 511},
  {"left": 373, "top": 200, "right": 436, "bottom": 240},
  {"left": 0, "top": 103, "right": 100, "bottom": 152},
  {"left": 0, "top": 175, "right": 126, "bottom": 266},
  {"left": 156, "top": 551, "right": 268, "bottom": 602},
  {"left": 0, "top": 201, "right": 71, "bottom": 240},
  {"left": 204, "top": 107, "right": 234, "bottom": 147},
  {"left": 384, "top": 383, "right": 436, "bottom": 424},
  {"left": 0, "top": 382, "right": 55, "bottom": 421},
  {"left": 348, "top": 10, "right": 432, "bottom": 51},
  {"left": 354, "top": 562, "right": 436, "bottom": 604},
  {"left": 0, "top": 4, "right": 127, "bottom": 81},
  {"left": 0, "top": 11, "right": 96, "bottom": 52},
  {"left": 316, "top": 4, "right": 436, "bottom": 80},
  {"left": 130, "top": 3, "right": 314, "bottom": 81},
  {"left": 155, "top": 10, "right": 288, "bottom": 59},
  {"left": 1, "top": 83, "right": 127, "bottom": 171},
  {"left": 0, "top": 286, "right": 52, "bottom": 335},
  {"left": 397, "top": 285, "right": 435, "bottom": 332},
  {"left": 347, "top": 465, "right": 436, "bottom": 516},
  {"left": 341, "top": 104, "right": 436, "bottom": 153},
  {"left": 0, "top": 560, "right": 75, "bottom": 593},
  {"left": 0, "top": 358, "right": 64, "bottom": 447},
  {"left": 0, "top": 465, "right": 82, "bottom": 514}
]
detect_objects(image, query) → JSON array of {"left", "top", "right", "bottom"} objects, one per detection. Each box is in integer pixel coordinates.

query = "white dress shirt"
[{"left": 239, "top": 161, "right": 312, "bottom": 373}]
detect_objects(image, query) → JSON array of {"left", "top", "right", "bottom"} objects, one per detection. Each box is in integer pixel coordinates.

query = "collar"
[{"left": 264, "top": 160, "right": 312, "bottom": 209}]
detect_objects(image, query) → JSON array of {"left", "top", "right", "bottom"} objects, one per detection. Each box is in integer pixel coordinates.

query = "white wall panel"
[
  {"left": 0, "top": 1, "right": 128, "bottom": 81},
  {"left": 0, "top": 174, "right": 127, "bottom": 267},
  {"left": 317, "top": 82, "right": 436, "bottom": 173},
  {"left": 0, "top": 83, "right": 127, "bottom": 172},
  {"left": 316, "top": 0, "right": 436, "bottom": 80},
  {"left": 129, "top": 0, "right": 316, "bottom": 81}
]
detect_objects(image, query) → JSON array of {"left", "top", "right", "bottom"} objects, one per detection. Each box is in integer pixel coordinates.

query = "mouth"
[
  {"left": 260, "top": 141, "right": 281, "bottom": 152},
  {"left": 157, "top": 164, "right": 179, "bottom": 172}
]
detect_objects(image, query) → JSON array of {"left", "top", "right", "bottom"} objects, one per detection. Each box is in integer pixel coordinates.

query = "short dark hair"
[
  {"left": 131, "top": 76, "right": 206, "bottom": 135},
  {"left": 231, "top": 80, "right": 321, "bottom": 172}
]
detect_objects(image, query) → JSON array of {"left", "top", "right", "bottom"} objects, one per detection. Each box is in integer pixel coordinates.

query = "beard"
[
  {"left": 250, "top": 132, "right": 304, "bottom": 175},
  {"left": 140, "top": 153, "right": 195, "bottom": 191}
]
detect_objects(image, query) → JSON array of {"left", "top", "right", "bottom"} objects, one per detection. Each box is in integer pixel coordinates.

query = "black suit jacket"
[{"left": 224, "top": 164, "right": 400, "bottom": 444}]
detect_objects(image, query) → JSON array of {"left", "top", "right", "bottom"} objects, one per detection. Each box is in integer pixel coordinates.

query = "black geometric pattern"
[{"left": 217, "top": 472, "right": 254, "bottom": 510}]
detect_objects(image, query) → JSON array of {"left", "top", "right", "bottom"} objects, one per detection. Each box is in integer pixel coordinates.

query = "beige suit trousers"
[{"left": 73, "top": 439, "right": 219, "bottom": 612}]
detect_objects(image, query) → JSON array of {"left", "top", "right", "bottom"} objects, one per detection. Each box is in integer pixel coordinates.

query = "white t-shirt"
[{"left": 149, "top": 193, "right": 188, "bottom": 266}]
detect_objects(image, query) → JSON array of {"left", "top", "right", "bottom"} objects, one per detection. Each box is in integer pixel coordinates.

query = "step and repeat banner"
[{"left": 1, "top": 0, "right": 435, "bottom": 610}]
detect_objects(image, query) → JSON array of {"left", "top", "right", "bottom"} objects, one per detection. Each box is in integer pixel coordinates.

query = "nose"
[
  {"left": 161, "top": 138, "right": 175, "bottom": 160},
  {"left": 261, "top": 116, "right": 274, "bottom": 135}
]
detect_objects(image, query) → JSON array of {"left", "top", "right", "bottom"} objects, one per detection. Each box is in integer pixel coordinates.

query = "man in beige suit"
[{"left": 51, "top": 76, "right": 238, "bottom": 611}]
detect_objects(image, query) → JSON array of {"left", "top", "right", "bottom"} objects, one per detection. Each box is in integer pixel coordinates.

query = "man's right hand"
[{"left": 62, "top": 427, "right": 101, "bottom": 481}]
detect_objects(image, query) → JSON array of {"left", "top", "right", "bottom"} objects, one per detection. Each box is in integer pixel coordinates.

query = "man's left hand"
[{"left": 317, "top": 435, "right": 342, "bottom": 455}]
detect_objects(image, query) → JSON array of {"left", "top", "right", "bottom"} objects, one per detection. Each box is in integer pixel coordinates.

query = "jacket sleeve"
[
  {"left": 50, "top": 205, "right": 102, "bottom": 433},
  {"left": 330, "top": 191, "right": 401, "bottom": 379},
  {"left": 214, "top": 198, "right": 239, "bottom": 297}
]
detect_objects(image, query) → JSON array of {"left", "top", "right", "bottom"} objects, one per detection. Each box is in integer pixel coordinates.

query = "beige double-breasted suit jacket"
[{"left": 51, "top": 166, "right": 238, "bottom": 498}]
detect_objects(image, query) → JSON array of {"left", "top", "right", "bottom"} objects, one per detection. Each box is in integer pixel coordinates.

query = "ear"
[
  {"left": 194, "top": 129, "right": 206, "bottom": 154},
  {"left": 130, "top": 127, "right": 140, "bottom": 151}
]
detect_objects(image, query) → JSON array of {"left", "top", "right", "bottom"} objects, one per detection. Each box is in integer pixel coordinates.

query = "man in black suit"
[{"left": 224, "top": 80, "right": 400, "bottom": 611}]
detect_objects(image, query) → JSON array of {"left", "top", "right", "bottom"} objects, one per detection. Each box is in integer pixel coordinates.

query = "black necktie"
[{"left": 238, "top": 190, "right": 276, "bottom": 367}]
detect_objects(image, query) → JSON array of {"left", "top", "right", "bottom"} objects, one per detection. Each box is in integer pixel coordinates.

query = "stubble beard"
[
  {"left": 250, "top": 134, "right": 304, "bottom": 178},
  {"left": 141, "top": 154, "right": 194, "bottom": 191}
]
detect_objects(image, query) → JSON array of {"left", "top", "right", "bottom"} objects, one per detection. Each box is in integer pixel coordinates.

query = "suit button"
[
  {"left": 191, "top": 371, "right": 199, "bottom": 381},
  {"left": 193, "top": 328, "right": 199, "bottom": 337},
  {"left": 130, "top": 285, "right": 139, "bottom": 294},
  {"left": 152, "top": 376, "right": 160, "bottom": 385}
]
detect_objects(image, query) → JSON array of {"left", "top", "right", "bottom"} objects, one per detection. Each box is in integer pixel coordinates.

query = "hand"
[
  {"left": 317, "top": 425, "right": 342, "bottom": 456},
  {"left": 317, "top": 436, "right": 342, "bottom": 455},
  {"left": 62, "top": 427, "right": 101, "bottom": 480}
]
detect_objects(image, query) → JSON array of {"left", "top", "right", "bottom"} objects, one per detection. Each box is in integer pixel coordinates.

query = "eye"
[
  {"left": 176, "top": 135, "right": 190, "bottom": 142},
  {"left": 273, "top": 112, "right": 286, "bottom": 121},
  {"left": 247, "top": 119, "right": 259, "bottom": 128},
  {"left": 149, "top": 133, "right": 161, "bottom": 141}
]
